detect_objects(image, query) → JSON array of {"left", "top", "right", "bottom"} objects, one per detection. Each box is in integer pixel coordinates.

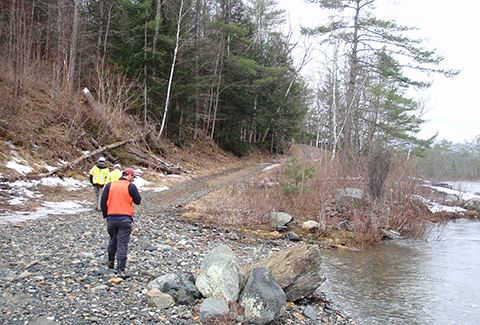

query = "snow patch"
[
  {"left": 262, "top": 163, "right": 281, "bottom": 172},
  {"left": 6, "top": 160, "right": 34, "bottom": 175}
]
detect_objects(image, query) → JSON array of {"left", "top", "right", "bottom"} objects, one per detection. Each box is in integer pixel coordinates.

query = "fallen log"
[
  {"left": 127, "top": 147, "right": 181, "bottom": 175},
  {"left": 41, "top": 140, "right": 129, "bottom": 177}
]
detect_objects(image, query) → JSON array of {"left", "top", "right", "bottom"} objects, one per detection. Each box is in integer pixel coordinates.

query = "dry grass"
[
  {"left": 0, "top": 56, "right": 445, "bottom": 245},
  {"left": 186, "top": 148, "right": 439, "bottom": 245}
]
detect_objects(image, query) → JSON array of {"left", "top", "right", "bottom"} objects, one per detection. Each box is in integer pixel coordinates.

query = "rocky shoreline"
[{"left": 0, "top": 188, "right": 356, "bottom": 325}]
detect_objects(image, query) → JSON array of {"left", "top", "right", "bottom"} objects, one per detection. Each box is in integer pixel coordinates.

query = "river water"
[{"left": 319, "top": 182, "right": 480, "bottom": 325}]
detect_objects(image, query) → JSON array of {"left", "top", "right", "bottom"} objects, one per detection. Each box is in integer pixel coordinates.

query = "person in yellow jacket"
[
  {"left": 106, "top": 164, "right": 122, "bottom": 184},
  {"left": 89, "top": 156, "right": 110, "bottom": 211}
]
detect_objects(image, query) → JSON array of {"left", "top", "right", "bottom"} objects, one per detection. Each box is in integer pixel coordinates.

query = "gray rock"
[
  {"left": 303, "top": 305, "right": 317, "bottom": 321},
  {"left": 284, "top": 231, "right": 301, "bottom": 241},
  {"left": 29, "top": 317, "right": 57, "bottom": 325},
  {"left": 196, "top": 245, "right": 244, "bottom": 301},
  {"left": 164, "top": 282, "right": 194, "bottom": 305},
  {"left": 335, "top": 188, "right": 366, "bottom": 209},
  {"left": 381, "top": 229, "right": 402, "bottom": 240},
  {"left": 77, "top": 252, "right": 95, "bottom": 259},
  {"left": 199, "top": 298, "right": 230, "bottom": 320},
  {"left": 444, "top": 194, "right": 460, "bottom": 205},
  {"left": 276, "top": 225, "right": 289, "bottom": 233},
  {"left": 136, "top": 239, "right": 152, "bottom": 251},
  {"left": 270, "top": 210, "right": 293, "bottom": 229},
  {"left": 239, "top": 267, "right": 286, "bottom": 325},
  {"left": 146, "top": 288, "right": 175, "bottom": 308},
  {"left": 147, "top": 273, "right": 198, "bottom": 305},
  {"left": 244, "top": 245, "right": 325, "bottom": 302},
  {"left": 302, "top": 220, "right": 319, "bottom": 232},
  {"left": 148, "top": 273, "right": 182, "bottom": 291},
  {"left": 182, "top": 274, "right": 202, "bottom": 299}
]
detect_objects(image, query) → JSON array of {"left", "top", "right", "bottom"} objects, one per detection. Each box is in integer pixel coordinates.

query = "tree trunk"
[
  {"left": 193, "top": 0, "right": 202, "bottom": 140},
  {"left": 56, "top": 0, "right": 65, "bottom": 89},
  {"left": 210, "top": 58, "right": 223, "bottom": 140},
  {"left": 43, "top": 140, "right": 129, "bottom": 176},
  {"left": 342, "top": 0, "right": 361, "bottom": 163},
  {"left": 68, "top": 0, "right": 80, "bottom": 95},
  {"left": 158, "top": 0, "right": 184, "bottom": 138},
  {"left": 97, "top": 0, "right": 104, "bottom": 62}
]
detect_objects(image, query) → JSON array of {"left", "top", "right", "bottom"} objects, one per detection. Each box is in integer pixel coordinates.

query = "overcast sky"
[{"left": 278, "top": 0, "right": 479, "bottom": 144}]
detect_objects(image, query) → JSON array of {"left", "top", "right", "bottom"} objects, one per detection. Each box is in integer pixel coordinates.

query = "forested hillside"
[
  {"left": 1, "top": 0, "right": 473, "bottom": 179},
  {"left": 418, "top": 138, "right": 480, "bottom": 180}
]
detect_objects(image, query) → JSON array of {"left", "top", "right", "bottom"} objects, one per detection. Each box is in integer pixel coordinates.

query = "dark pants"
[{"left": 107, "top": 218, "right": 132, "bottom": 260}]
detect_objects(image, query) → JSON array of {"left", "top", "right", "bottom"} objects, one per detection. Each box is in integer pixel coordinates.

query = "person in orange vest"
[
  {"left": 89, "top": 157, "right": 110, "bottom": 211},
  {"left": 100, "top": 168, "right": 141, "bottom": 279}
]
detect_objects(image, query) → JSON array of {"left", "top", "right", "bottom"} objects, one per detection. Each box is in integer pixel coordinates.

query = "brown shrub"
[{"left": 192, "top": 148, "right": 435, "bottom": 244}]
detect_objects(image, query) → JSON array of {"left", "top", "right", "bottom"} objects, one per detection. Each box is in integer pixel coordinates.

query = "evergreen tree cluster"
[
  {"left": 419, "top": 136, "right": 480, "bottom": 180},
  {"left": 1, "top": 0, "right": 307, "bottom": 156},
  {"left": 0, "top": 0, "right": 461, "bottom": 160}
]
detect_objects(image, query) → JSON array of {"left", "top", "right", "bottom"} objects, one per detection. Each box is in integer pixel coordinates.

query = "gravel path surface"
[{"left": 0, "top": 164, "right": 355, "bottom": 325}]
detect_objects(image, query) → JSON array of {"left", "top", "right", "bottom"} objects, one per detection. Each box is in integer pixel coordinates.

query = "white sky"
[{"left": 279, "top": 0, "right": 480, "bottom": 144}]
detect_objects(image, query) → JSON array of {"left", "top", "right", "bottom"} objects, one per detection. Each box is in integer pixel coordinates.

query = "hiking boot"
[
  {"left": 117, "top": 259, "right": 131, "bottom": 279},
  {"left": 118, "top": 271, "right": 131, "bottom": 279},
  {"left": 107, "top": 253, "right": 115, "bottom": 269}
]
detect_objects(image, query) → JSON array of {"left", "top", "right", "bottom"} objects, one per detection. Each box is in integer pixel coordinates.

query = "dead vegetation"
[
  {"left": 184, "top": 145, "right": 442, "bottom": 246},
  {"left": 0, "top": 59, "right": 452, "bottom": 246},
  {"left": 0, "top": 59, "right": 243, "bottom": 182}
]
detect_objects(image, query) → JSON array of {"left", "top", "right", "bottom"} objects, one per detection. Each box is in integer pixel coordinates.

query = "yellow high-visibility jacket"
[
  {"left": 106, "top": 169, "right": 122, "bottom": 184},
  {"left": 89, "top": 164, "right": 110, "bottom": 186}
]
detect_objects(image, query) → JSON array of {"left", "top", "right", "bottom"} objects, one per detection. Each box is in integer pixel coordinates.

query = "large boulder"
[
  {"left": 239, "top": 267, "right": 286, "bottom": 325},
  {"left": 196, "top": 245, "right": 244, "bottom": 301},
  {"left": 335, "top": 188, "right": 366, "bottom": 209},
  {"left": 302, "top": 220, "right": 319, "bottom": 233},
  {"left": 243, "top": 245, "right": 325, "bottom": 302},
  {"left": 270, "top": 210, "right": 293, "bottom": 229}
]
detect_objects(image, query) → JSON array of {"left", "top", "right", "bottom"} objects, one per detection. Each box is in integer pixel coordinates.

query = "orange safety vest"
[{"left": 106, "top": 179, "right": 134, "bottom": 216}]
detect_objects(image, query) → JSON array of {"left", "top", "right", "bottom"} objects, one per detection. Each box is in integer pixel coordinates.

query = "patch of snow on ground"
[
  {"left": 44, "top": 165, "right": 57, "bottom": 172},
  {"left": 427, "top": 202, "right": 466, "bottom": 214},
  {"left": 426, "top": 184, "right": 480, "bottom": 201},
  {"left": 151, "top": 186, "right": 169, "bottom": 192},
  {"left": 132, "top": 177, "right": 150, "bottom": 190},
  {"left": 0, "top": 200, "right": 91, "bottom": 224},
  {"left": 262, "top": 163, "right": 280, "bottom": 172},
  {"left": 8, "top": 196, "right": 28, "bottom": 205},
  {"left": 40, "top": 177, "right": 89, "bottom": 190},
  {"left": 420, "top": 183, "right": 480, "bottom": 214},
  {"left": 6, "top": 160, "right": 34, "bottom": 175}
]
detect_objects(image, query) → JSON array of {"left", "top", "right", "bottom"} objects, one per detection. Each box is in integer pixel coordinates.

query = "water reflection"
[{"left": 320, "top": 219, "right": 480, "bottom": 325}]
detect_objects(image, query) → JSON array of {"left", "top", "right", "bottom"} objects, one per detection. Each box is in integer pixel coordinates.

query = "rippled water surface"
[{"left": 320, "top": 215, "right": 480, "bottom": 324}]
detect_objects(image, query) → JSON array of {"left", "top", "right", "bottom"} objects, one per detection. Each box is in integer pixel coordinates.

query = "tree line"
[
  {"left": 0, "top": 0, "right": 458, "bottom": 160},
  {"left": 418, "top": 136, "right": 480, "bottom": 180}
]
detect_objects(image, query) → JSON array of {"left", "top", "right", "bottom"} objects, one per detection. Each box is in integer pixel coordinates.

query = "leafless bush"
[
  {"left": 368, "top": 145, "right": 392, "bottom": 200},
  {"left": 192, "top": 149, "right": 434, "bottom": 244}
]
